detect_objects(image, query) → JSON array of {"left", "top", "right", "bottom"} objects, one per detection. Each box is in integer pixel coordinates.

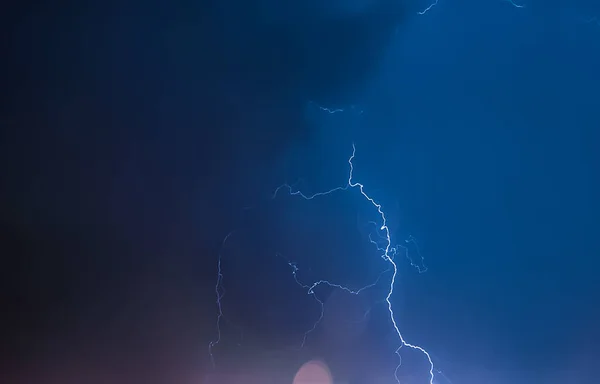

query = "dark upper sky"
[{"left": 2, "top": 0, "right": 599, "bottom": 383}]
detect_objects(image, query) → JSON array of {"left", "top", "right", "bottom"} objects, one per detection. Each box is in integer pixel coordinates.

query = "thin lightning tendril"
[
  {"left": 418, "top": 0, "right": 524, "bottom": 15},
  {"left": 584, "top": 16, "right": 600, "bottom": 27},
  {"left": 309, "top": 101, "right": 364, "bottom": 115},
  {"left": 418, "top": 0, "right": 439, "bottom": 15},
  {"left": 272, "top": 144, "right": 435, "bottom": 384},
  {"left": 319, "top": 106, "right": 346, "bottom": 114},
  {"left": 278, "top": 252, "right": 392, "bottom": 349},
  {"left": 208, "top": 231, "right": 233, "bottom": 368},
  {"left": 504, "top": 0, "right": 525, "bottom": 8}
]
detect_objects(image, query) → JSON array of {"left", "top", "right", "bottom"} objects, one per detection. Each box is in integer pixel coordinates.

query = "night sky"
[{"left": 2, "top": 0, "right": 599, "bottom": 383}]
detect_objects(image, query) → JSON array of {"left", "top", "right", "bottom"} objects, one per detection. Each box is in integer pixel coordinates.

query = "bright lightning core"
[{"left": 210, "top": 144, "right": 436, "bottom": 384}]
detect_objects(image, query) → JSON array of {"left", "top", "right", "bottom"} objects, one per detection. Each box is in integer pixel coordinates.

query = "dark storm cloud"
[
  {"left": 2, "top": 0, "right": 416, "bottom": 252},
  {"left": 217, "top": 0, "right": 412, "bottom": 106},
  {"left": 1, "top": 0, "right": 415, "bottom": 381},
  {"left": 3, "top": 0, "right": 414, "bottom": 194}
]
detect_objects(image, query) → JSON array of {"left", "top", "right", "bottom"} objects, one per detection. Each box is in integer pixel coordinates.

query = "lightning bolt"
[
  {"left": 272, "top": 144, "right": 435, "bottom": 384},
  {"left": 208, "top": 231, "right": 232, "bottom": 369}
]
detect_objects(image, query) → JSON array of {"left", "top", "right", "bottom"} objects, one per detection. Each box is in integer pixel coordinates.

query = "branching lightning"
[
  {"left": 278, "top": 252, "right": 392, "bottom": 349},
  {"left": 206, "top": 2, "right": 594, "bottom": 382},
  {"left": 209, "top": 145, "right": 435, "bottom": 382},
  {"left": 272, "top": 144, "right": 435, "bottom": 384}
]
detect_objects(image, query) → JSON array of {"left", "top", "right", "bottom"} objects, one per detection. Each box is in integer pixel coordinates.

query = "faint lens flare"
[{"left": 293, "top": 360, "right": 333, "bottom": 384}]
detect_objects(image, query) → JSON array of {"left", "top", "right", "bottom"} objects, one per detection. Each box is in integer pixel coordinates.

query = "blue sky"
[{"left": 255, "top": 1, "right": 600, "bottom": 382}]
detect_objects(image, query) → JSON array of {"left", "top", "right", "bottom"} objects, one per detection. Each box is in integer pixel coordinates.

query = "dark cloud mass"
[
  {"left": 1, "top": 0, "right": 415, "bottom": 382},
  {"left": 216, "top": 0, "right": 411, "bottom": 104}
]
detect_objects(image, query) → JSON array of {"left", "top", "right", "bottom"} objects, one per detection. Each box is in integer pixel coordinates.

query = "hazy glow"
[{"left": 293, "top": 360, "right": 333, "bottom": 384}]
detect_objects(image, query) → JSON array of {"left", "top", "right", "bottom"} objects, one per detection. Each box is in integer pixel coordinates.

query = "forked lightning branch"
[{"left": 210, "top": 145, "right": 437, "bottom": 384}]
